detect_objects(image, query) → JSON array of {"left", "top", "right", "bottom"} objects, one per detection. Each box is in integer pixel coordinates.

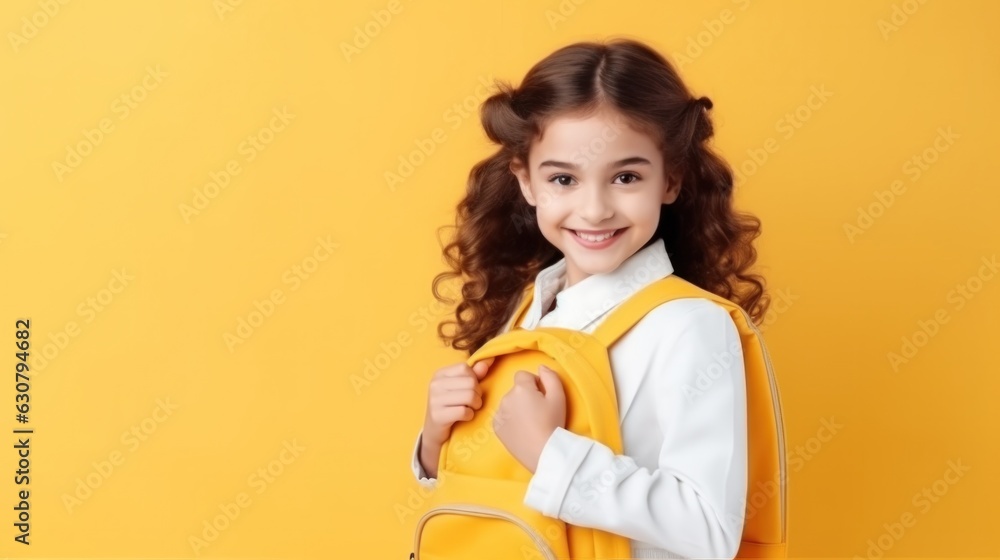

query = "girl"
[{"left": 411, "top": 37, "right": 769, "bottom": 559}]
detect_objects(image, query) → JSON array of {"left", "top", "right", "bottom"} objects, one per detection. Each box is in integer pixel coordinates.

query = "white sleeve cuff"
[
  {"left": 523, "top": 426, "right": 594, "bottom": 518},
  {"left": 411, "top": 429, "right": 438, "bottom": 489}
]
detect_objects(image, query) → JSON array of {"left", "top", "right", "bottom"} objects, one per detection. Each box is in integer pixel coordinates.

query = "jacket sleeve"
[
  {"left": 522, "top": 302, "right": 749, "bottom": 559},
  {"left": 411, "top": 429, "right": 439, "bottom": 489}
]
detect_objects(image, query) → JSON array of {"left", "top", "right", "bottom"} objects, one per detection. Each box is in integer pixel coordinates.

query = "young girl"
[{"left": 411, "top": 38, "right": 769, "bottom": 559}]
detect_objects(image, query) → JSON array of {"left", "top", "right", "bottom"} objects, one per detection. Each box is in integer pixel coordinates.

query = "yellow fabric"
[{"left": 412, "top": 275, "right": 787, "bottom": 559}]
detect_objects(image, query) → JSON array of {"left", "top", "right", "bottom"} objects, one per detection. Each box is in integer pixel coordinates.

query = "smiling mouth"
[{"left": 567, "top": 228, "right": 627, "bottom": 242}]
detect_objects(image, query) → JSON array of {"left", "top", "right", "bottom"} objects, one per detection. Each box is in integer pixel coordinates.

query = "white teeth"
[{"left": 575, "top": 230, "right": 617, "bottom": 242}]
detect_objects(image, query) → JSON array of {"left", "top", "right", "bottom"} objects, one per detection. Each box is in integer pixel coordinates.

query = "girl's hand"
[
  {"left": 493, "top": 364, "right": 567, "bottom": 473},
  {"left": 422, "top": 357, "right": 496, "bottom": 447}
]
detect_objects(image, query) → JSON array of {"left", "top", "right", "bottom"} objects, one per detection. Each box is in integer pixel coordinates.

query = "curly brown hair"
[{"left": 432, "top": 38, "right": 770, "bottom": 355}]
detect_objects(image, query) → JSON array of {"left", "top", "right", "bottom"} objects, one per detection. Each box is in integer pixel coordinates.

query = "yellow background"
[{"left": 1, "top": 0, "right": 997, "bottom": 558}]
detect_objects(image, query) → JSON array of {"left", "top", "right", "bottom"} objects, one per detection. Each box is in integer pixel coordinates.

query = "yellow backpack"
[{"left": 411, "top": 274, "right": 787, "bottom": 559}]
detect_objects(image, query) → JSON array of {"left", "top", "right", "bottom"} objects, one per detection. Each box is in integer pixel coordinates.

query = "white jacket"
[{"left": 411, "top": 238, "right": 748, "bottom": 559}]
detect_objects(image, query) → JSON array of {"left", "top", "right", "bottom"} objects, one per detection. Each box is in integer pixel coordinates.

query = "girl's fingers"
[
  {"left": 537, "top": 365, "right": 564, "bottom": 403},
  {"left": 436, "top": 375, "right": 479, "bottom": 393},
  {"left": 441, "top": 363, "right": 477, "bottom": 377},
  {"left": 439, "top": 405, "right": 474, "bottom": 423},
  {"left": 442, "top": 405, "right": 474, "bottom": 423},
  {"left": 472, "top": 357, "right": 496, "bottom": 379},
  {"left": 513, "top": 370, "right": 540, "bottom": 390},
  {"left": 435, "top": 388, "right": 480, "bottom": 408}
]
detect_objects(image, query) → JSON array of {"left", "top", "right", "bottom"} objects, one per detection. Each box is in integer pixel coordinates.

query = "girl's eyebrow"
[{"left": 538, "top": 156, "right": 652, "bottom": 170}]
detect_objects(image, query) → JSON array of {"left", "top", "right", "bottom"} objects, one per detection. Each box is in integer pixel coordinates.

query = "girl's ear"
[
  {"left": 662, "top": 169, "right": 682, "bottom": 205},
  {"left": 509, "top": 158, "right": 536, "bottom": 207}
]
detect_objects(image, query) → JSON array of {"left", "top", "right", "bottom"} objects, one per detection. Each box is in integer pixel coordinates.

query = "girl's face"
[{"left": 511, "top": 106, "right": 681, "bottom": 288}]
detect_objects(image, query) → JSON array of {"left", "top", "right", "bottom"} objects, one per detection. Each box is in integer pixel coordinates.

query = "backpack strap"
[
  {"left": 590, "top": 274, "right": 731, "bottom": 348},
  {"left": 591, "top": 273, "right": 789, "bottom": 545},
  {"left": 503, "top": 284, "right": 535, "bottom": 333},
  {"left": 505, "top": 275, "right": 724, "bottom": 342}
]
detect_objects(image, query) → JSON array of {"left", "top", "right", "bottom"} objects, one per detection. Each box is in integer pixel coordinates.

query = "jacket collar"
[{"left": 521, "top": 237, "right": 675, "bottom": 332}]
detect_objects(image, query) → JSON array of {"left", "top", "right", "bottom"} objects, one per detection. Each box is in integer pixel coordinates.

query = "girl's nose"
[{"left": 577, "top": 183, "right": 614, "bottom": 223}]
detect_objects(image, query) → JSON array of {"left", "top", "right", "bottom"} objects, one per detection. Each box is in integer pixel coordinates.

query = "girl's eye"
[
  {"left": 550, "top": 174, "right": 576, "bottom": 187},
  {"left": 548, "top": 173, "right": 641, "bottom": 187},
  {"left": 614, "top": 172, "right": 640, "bottom": 185}
]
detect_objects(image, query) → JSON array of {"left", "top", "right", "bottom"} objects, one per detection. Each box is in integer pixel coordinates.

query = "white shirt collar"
[{"left": 522, "top": 237, "right": 675, "bottom": 332}]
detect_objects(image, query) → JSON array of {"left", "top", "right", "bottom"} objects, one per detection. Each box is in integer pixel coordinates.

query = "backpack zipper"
[
  {"left": 413, "top": 503, "right": 557, "bottom": 560},
  {"left": 742, "top": 309, "right": 787, "bottom": 542}
]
